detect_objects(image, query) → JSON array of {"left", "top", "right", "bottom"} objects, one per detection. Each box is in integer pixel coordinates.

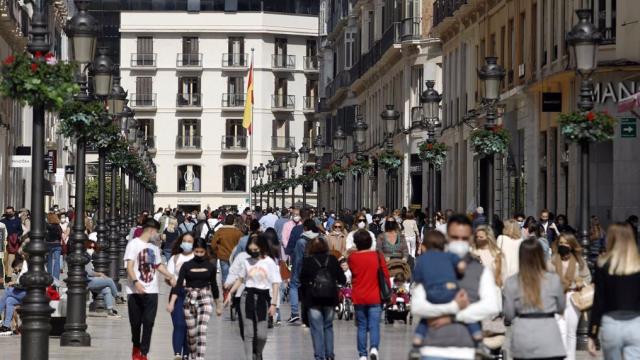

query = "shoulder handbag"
[
  {"left": 376, "top": 252, "right": 392, "bottom": 305},
  {"left": 279, "top": 260, "right": 291, "bottom": 281},
  {"left": 570, "top": 284, "right": 594, "bottom": 311}
]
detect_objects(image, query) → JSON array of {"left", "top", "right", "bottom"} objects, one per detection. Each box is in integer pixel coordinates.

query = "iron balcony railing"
[
  {"left": 221, "top": 136, "right": 248, "bottom": 150},
  {"left": 303, "top": 56, "right": 319, "bottom": 71},
  {"left": 303, "top": 96, "right": 316, "bottom": 110},
  {"left": 271, "top": 136, "right": 295, "bottom": 150},
  {"left": 176, "top": 135, "right": 202, "bottom": 150},
  {"left": 222, "top": 93, "right": 246, "bottom": 108},
  {"left": 130, "top": 53, "right": 157, "bottom": 67},
  {"left": 600, "top": 27, "right": 616, "bottom": 45},
  {"left": 222, "top": 53, "right": 248, "bottom": 68},
  {"left": 327, "top": 0, "right": 350, "bottom": 35},
  {"left": 130, "top": 93, "right": 157, "bottom": 107},
  {"left": 176, "top": 93, "right": 202, "bottom": 107},
  {"left": 176, "top": 53, "right": 203, "bottom": 67},
  {"left": 144, "top": 136, "right": 157, "bottom": 150},
  {"left": 398, "top": 17, "right": 422, "bottom": 41},
  {"left": 272, "top": 94, "right": 295, "bottom": 109},
  {"left": 433, "top": 0, "right": 468, "bottom": 28},
  {"left": 272, "top": 54, "right": 296, "bottom": 70}
]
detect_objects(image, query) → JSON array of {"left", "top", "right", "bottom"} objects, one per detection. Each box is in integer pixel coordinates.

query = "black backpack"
[{"left": 310, "top": 256, "right": 337, "bottom": 300}]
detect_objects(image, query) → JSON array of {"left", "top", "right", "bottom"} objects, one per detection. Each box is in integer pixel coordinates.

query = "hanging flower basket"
[
  {"left": 328, "top": 163, "right": 346, "bottom": 182},
  {"left": 348, "top": 159, "right": 371, "bottom": 175},
  {"left": 0, "top": 52, "right": 78, "bottom": 110},
  {"left": 469, "top": 125, "right": 510, "bottom": 156},
  {"left": 419, "top": 141, "right": 448, "bottom": 170},
  {"left": 58, "top": 100, "right": 122, "bottom": 148},
  {"left": 377, "top": 152, "right": 403, "bottom": 170},
  {"left": 558, "top": 111, "right": 616, "bottom": 143}
]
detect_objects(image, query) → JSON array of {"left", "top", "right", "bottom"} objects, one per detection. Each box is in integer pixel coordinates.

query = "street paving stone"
[{"left": 0, "top": 284, "right": 596, "bottom": 359}]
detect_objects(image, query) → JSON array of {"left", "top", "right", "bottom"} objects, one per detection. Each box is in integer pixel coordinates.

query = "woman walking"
[
  {"left": 376, "top": 216, "right": 408, "bottom": 261},
  {"left": 225, "top": 234, "right": 282, "bottom": 360},
  {"left": 588, "top": 223, "right": 640, "bottom": 359},
  {"left": 402, "top": 212, "right": 420, "bottom": 259},
  {"left": 503, "top": 238, "right": 566, "bottom": 359},
  {"left": 472, "top": 225, "right": 504, "bottom": 287},
  {"left": 168, "top": 238, "right": 222, "bottom": 360},
  {"left": 497, "top": 219, "right": 524, "bottom": 280},
  {"left": 551, "top": 233, "right": 591, "bottom": 360},
  {"left": 166, "top": 233, "right": 195, "bottom": 359},
  {"left": 348, "top": 229, "right": 390, "bottom": 360},
  {"left": 45, "top": 212, "right": 63, "bottom": 281},
  {"left": 162, "top": 217, "right": 180, "bottom": 262},
  {"left": 588, "top": 216, "right": 606, "bottom": 269},
  {"left": 300, "top": 237, "right": 346, "bottom": 360},
  {"left": 326, "top": 220, "right": 348, "bottom": 257}
]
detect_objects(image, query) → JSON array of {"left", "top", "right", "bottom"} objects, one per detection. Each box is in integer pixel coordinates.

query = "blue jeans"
[
  {"left": 0, "top": 287, "right": 26, "bottom": 327},
  {"left": 88, "top": 276, "right": 118, "bottom": 309},
  {"left": 308, "top": 306, "right": 335, "bottom": 360},
  {"left": 220, "top": 260, "right": 231, "bottom": 285},
  {"left": 289, "top": 275, "right": 300, "bottom": 316},
  {"left": 171, "top": 288, "right": 189, "bottom": 356},
  {"left": 354, "top": 304, "right": 382, "bottom": 357},
  {"left": 600, "top": 315, "right": 640, "bottom": 360},
  {"left": 163, "top": 249, "right": 172, "bottom": 263},
  {"left": 47, "top": 244, "right": 62, "bottom": 280}
]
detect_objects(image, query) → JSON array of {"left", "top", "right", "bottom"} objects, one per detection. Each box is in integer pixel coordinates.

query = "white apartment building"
[{"left": 119, "top": 7, "right": 320, "bottom": 211}]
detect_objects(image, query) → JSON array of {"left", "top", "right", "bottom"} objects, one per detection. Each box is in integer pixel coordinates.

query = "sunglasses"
[
  {"left": 357, "top": 219, "right": 366, "bottom": 222},
  {"left": 449, "top": 236, "right": 471, "bottom": 241},
  {"left": 334, "top": 226, "right": 343, "bottom": 229}
]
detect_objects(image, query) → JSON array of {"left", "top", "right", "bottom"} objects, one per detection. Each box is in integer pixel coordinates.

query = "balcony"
[
  {"left": 327, "top": 0, "right": 350, "bottom": 39},
  {"left": 221, "top": 93, "right": 246, "bottom": 110},
  {"left": 324, "top": 70, "right": 352, "bottom": 100},
  {"left": 175, "top": 136, "right": 202, "bottom": 154},
  {"left": 144, "top": 136, "right": 157, "bottom": 154},
  {"left": 271, "top": 54, "right": 296, "bottom": 72},
  {"left": 130, "top": 53, "right": 157, "bottom": 69},
  {"left": 176, "top": 53, "right": 203, "bottom": 70},
  {"left": 221, "top": 136, "right": 248, "bottom": 154},
  {"left": 397, "top": 17, "right": 422, "bottom": 42},
  {"left": 303, "top": 137, "right": 316, "bottom": 154},
  {"left": 303, "top": 96, "right": 316, "bottom": 113},
  {"left": 222, "top": 53, "right": 249, "bottom": 70},
  {"left": 601, "top": 27, "right": 616, "bottom": 45},
  {"left": 176, "top": 93, "right": 202, "bottom": 110},
  {"left": 130, "top": 93, "right": 157, "bottom": 111},
  {"left": 271, "top": 136, "right": 295, "bottom": 153},
  {"left": 303, "top": 56, "right": 319, "bottom": 73},
  {"left": 433, "top": 0, "right": 468, "bottom": 29},
  {"left": 271, "top": 95, "right": 295, "bottom": 112}
]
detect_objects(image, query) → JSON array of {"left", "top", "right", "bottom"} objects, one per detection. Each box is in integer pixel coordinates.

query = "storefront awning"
[{"left": 618, "top": 91, "right": 640, "bottom": 118}]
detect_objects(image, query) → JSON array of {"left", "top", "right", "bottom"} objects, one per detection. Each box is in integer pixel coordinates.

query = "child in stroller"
[
  {"left": 384, "top": 259, "right": 412, "bottom": 324},
  {"left": 336, "top": 258, "right": 353, "bottom": 320}
]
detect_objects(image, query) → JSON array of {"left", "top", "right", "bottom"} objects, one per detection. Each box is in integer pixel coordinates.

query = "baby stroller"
[
  {"left": 336, "top": 284, "right": 353, "bottom": 321},
  {"left": 384, "top": 258, "right": 412, "bottom": 324}
]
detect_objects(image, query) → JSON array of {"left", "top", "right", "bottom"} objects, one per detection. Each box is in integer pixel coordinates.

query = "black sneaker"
[
  {"left": 408, "top": 345, "right": 421, "bottom": 360},
  {"left": 287, "top": 315, "right": 300, "bottom": 323},
  {"left": 268, "top": 316, "right": 274, "bottom": 329},
  {"left": 0, "top": 326, "right": 13, "bottom": 336},
  {"left": 107, "top": 309, "right": 121, "bottom": 318}
]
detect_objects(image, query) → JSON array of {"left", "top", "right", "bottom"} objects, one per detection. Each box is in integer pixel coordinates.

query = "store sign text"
[{"left": 593, "top": 81, "right": 640, "bottom": 104}]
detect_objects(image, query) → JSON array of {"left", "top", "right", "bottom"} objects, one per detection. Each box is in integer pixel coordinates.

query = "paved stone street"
[{"left": 0, "top": 284, "right": 596, "bottom": 359}]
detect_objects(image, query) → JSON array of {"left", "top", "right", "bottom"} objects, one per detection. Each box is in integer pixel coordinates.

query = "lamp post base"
[{"left": 60, "top": 331, "right": 92, "bottom": 347}]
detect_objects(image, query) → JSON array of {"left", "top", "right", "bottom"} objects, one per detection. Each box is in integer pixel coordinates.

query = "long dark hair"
[
  {"left": 192, "top": 237, "right": 210, "bottom": 260},
  {"left": 262, "top": 228, "right": 280, "bottom": 260},
  {"left": 246, "top": 234, "right": 270, "bottom": 257},
  {"left": 171, "top": 232, "right": 196, "bottom": 255}
]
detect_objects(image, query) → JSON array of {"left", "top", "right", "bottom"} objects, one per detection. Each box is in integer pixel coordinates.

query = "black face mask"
[
  {"left": 558, "top": 245, "right": 571, "bottom": 257},
  {"left": 249, "top": 250, "right": 260, "bottom": 259},
  {"left": 193, "top": 255, "right": 206, "bottom": 262}
]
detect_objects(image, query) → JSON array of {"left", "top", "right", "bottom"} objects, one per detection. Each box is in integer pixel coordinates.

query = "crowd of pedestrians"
[{"left": 0, "top": 202, "right": 639, "bottom": 360}]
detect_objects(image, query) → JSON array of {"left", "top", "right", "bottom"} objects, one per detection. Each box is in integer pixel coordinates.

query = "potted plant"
[
  {"left": 558, "top": 111, "right": 616, "bottom": 143},
  {"left": 469, "top": 125, "right": 510, "bottom": 156},
  {"left": 418, "top": 141, "right": 448, "bottom": 170}
]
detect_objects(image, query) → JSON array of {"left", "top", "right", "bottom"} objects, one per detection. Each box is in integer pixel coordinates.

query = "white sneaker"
[
  {"left": 359, "top": 357, "right": 368, "bottom": 360},
  {"left": 369, "top": 347, "right": 379, "bottom": 360}
]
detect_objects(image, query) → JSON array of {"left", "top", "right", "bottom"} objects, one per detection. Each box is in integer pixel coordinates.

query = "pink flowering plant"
[
  {"left": 0, "top": 52, "right": 77, "bottom": 110},
  {"left": 558, "top": 111, "right": 616, "bottom": 143},
  {"left": 418, "top": 141, "right": 448, "bottom": 170}
]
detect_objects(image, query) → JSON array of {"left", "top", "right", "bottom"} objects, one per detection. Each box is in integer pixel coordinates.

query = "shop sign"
[
  {"left": 621, "top": 118, "right": 637, "bottom": 138},
  {"left": 10, "top": 155, "right": 31, "bottom": 168},
  {"left": 542, "top": 92, "right": 562, "bottom": 112},
  {"left": 594, "top": 81, "right": 640, "bottom": 104}
]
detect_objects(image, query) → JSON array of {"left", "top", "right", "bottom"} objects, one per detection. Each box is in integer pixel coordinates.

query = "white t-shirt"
[
  {"left": 124, "top": 238, "right": 163, "bottom": 295},
  {"left": 345, "top": 230, "right": 377, "bottom": 251},
  {"left": 239, "top": 257, "right": 282, "bottom": 290},
  {"left": 167, "top": 253, "right": 195, "bottom": 279},
  {"left": 226, "top": 252, "right": 251, "bottom": 298}
]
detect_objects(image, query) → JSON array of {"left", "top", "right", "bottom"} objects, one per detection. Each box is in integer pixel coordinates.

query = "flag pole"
[{"left": 248, "top": 48, "right": 255, "bottom": 209}]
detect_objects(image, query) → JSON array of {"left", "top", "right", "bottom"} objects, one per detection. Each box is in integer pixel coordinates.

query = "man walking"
[
  {"left": 411, "top": 214, "right": 501, "bottom": 360},
  {"left": 212, "top": 214, "right": 243, "bottom": 286},
  {"left": 125, "top": 219, "right": 176, "bottom": 360},
  {"left": 1, "top": 207, "right": 22, "bottom": 283},
  {"left": 258, "top": 207, "right": 279, "bottom": 231}
]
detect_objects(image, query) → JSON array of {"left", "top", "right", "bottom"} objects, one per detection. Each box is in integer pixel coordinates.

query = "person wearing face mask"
[
  {"left": 225, "top": 235, "right": 281, "bottom": 360},
  {"left": 166, "top": 233, "right": 196, "bottom": 359},
  {"left": 497, "top": 219, "right": 525, "bottom": 280},
  {"left": 326, "top": 220, "right": 348, "bottom": 257},
  {"left": 168, "top": 238, "right": 222, "bottom": 360},
  {"left": 285, "top": 215, "right": 317, "bottom": 324},
  {"left": 411, "top": 214, "right": 501, "bottom": 360},
  {"left": 345, "top": 213, "right": 377, "bottom": 253},
  {"left": 376, "top": 216, "right": 408, "bottom": 261},
  {"left": 1, "top": 206, "right": 23, "bottom": 284},
  {"left": 551, "top": 233, "right": 591, "bottom": 360},
  {"left": 281, "top": 208, "right": 301, "bottom": 252},
  {"left": 85, "top": 241, "right": 122, "bottom": 318},
  {"left": 368, "top": 215, "right": 383, "bottom": 237}
]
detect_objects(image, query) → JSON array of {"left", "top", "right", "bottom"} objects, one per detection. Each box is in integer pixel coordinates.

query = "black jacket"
[{"left": 299, "top": 253, "right": 346, "bottom": 307}]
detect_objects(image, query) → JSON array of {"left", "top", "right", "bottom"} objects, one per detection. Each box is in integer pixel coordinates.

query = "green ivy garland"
[
  {"left": 469, "top": 125, "right": 510, "bottom": 156},
  {"left": 376, "top": 152, "right": 403, "bottom": 170},
  {"left": 558, "top": 111, "right": 616, "bottom": 143},
  {"left": 348, "top": 159, "right": 371, "bottom": 175}
]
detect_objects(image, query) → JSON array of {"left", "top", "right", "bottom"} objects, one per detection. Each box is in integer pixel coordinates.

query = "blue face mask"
[{"left": 180, "top": 242, "right": 193, "bottom": 252}]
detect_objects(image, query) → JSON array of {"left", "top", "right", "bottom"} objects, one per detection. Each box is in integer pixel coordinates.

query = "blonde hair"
[
  {"left": 554, "top": 232, "right": 586, "bottom": 269},
  {"left": 502, "top": 219, "right": 522, "bottom": 240},
  {"left": 474, "top": 225, "right": 504, "bottom": 287},
  {"left": 167, "top": 217, "right": 178, "bottom": 232},
  {"left": 598, "top": 223, "right": 640, "bottom": 275}
]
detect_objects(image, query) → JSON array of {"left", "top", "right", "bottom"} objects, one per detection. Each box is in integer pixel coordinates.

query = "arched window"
[
  {"left": 223, "top": 165, "right": 246, "bottom": 192},
  {"left": 178, "top": 165, "right": 201, "bottom": 192}
]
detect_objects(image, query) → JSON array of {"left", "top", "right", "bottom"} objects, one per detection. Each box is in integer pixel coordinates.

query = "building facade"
[
  {"left": 119, "top": 2, "right": 320, "bottom": 211},
  {"left": 318, "top": 0, "right": 442, "bottom": 212},
  {"left": 433, "top": 0, "right": 640, "bottom": 223}
]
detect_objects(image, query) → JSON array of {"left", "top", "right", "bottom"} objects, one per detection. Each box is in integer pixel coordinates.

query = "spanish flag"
[{"left": 242, "top": 58, "right": 254, "bottom": 135}]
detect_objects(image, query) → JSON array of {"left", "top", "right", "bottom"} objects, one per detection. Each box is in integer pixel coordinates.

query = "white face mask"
[
  {"left": 86, "top": 248, "right": 95, "bottom": 256},
  {"left": 518, "top": 221, "right": 525, "bottom": 228},
  {"left": 357, "top": 222, "right": 367, "bottom": 229},
  {"left": 292, "top": 215, "right": 301, "bottom": 223},
  {"left": 448, "top": 241, "right": 470, "bottom": 259}
]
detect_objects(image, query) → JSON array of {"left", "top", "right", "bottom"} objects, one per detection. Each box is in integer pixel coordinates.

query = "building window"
[
  {"left": 345, "top": 31, "right": 354, "bottom": 68},
  {"left": 181, "top": 37, "right": 200, "bottom": 65},
  {"left": 227, "top": 37, "right": 245, "bottom": 66},
  {"left": 178, "top": 119, "right": 200, "bottom": 148},
  {"left": 138, "top": 118, "right": 154, "bottom": 145},
  {"left": 136, "top": 36, "right": 153, "bottom": 66},
  {"left": 224, "top": 119, "right": 247, "bottom": 149},
  {"left": 223, "top": 165, "right": 246, "bottom": 192},
  {"left": 178, "top": 77, "right": 201, "bottom": 106},
  {"left": 531, "top": 2, "right": 537, "bottom": 70},
  {"left": 135, "top": 77, "right": 153, "bottom": 105},
  {"left": 594, "top": 0, "right": 616, "bottom": 44},
  {"left": 178, "top": 165, "right": 201, "bottom": 192},
  {"left": 274, "top": 37, "right": 288, "bottom": 65}
]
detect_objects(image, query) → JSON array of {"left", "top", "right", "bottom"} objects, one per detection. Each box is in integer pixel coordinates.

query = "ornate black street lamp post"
[
  {"left": 280, "top": 157, "right": 289, "bottom": 209},
  {"left": 380, "top": 106, "right": 400, "bottom": 207},
  {"left": 272, "top": 160, "right": 280, "bottom": 209},
  {"left": 120, "top": 105, "right": 136, "bottom": 279},
  {"left": 19, "top": 1, "right": 54, "bottom": 358},
  {"left": 251, "top": 167, "right": 259, "bottom": 208},
  {"left": 420, "top": 81, "right": 442, "bottom": 229},
  {"left": 298, "top": 142, "right": 310, "bottom": 208},
  {"left": 313, "top": 135, "right": 326, "bottom": 209},
  {"left": 333, "top": 127, "right": 346, "bottom": 211},
  {"left": 353, "top": 108, "right": 368, "bottom": 210},
  {"left": 288, "top": 147, "right": 299, "bottom": 206},
  {"left": 265, "top": 161, "right": 273, "bottom": 208},
  {"left": 478, "top": 57, "right": 506, "bottom": 227}
]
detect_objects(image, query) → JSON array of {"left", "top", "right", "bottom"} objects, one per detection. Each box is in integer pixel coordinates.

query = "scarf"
[{"left": 553, "top": 254, "right": 577, "bottom": 292}]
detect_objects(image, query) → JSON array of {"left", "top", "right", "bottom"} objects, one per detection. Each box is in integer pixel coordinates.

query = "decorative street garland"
[
  {"left": 348, "top": 159, "right": 371, "bottom": 175},
  {"left": 419, "top": 141, "right": 448, "bottom": 170},
  {"left": 469, "top": 125, "right": 510, "bottom": 156},
  {"left": 376, "top": 152, "right": 403, "bottom": 170},
  {"left": 0, "top": 52, "right": 78, "bottom": 110},
  {"left": 328, "top": 163, "right": 346, "bottom": 182},
  {"left": 558, "top": 111, "right": 616, "bottom": 143}
]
